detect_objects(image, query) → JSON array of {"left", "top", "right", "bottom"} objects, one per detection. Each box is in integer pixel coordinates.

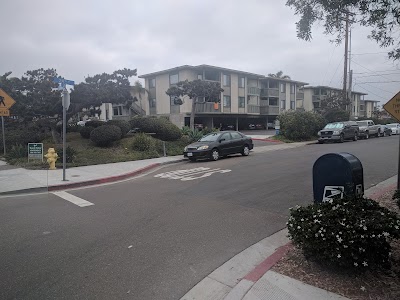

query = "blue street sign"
[{"left": 53, "top": 77, "right": 74, "bottom": 86}]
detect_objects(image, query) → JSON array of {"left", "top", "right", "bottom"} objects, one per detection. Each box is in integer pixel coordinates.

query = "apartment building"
[
  {"left": 303, "top": 86, "right": 367, "bottom": 119},
  {"left": 360, "top": 100, "right": 379, "bottom": 118},
  {"left": 138, "top": 65, "right": 308, "bottom": 129}
]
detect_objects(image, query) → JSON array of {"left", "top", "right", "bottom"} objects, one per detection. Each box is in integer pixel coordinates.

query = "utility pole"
[{"left": 343, "top": 12, "right": 349, "bottom": 104}]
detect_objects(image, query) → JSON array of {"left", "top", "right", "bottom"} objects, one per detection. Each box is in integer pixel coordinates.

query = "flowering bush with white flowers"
[{"left": 287, "top": 197, "right": 400, "bottom": 270}]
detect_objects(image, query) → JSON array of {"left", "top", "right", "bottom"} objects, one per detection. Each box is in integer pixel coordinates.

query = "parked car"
[
  {"left": 221, "top": 124, "right": 235, "bottom": 131},
  {"left": 356, "top": 120, "right": 381, "bottom": 139},
  {"left": 318, "top": 121, "right": 359, "bottom": 143},
  {"left": 183, "top": 131, "right": 253, "bottom": 161},
  {"left": 377, "top": 124, "right": 392, "bottom": 137},
  {"left": 387, "top": 123, "right": 400, "bottom": 135},
  {"left": 248, "top": 124, "right": 256, "bottom": 129}
]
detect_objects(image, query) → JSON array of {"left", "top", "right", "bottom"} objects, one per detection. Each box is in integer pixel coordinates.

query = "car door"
[
  {"left": 230, "top": 131, "right": 244, "bottom": 153},
  {"left": 218, "top": 132, "right": 233, "bottom": 155}
]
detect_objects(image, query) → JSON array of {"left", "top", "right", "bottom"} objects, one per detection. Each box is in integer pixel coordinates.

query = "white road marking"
[
  {"left": 154, "top": 167, "right": 231, "bottom": 181},
  {"left": 52, "top": 191, "right": 94, "bottom": 207}
]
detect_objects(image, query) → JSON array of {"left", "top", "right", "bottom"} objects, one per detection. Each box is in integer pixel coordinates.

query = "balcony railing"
[
  {"left": 261, "top": 88, "right": 279, "bottom": 97},
  {"left": 195, "top": 102, "right": 221, "bottom": 113},
  {"left": 247, "top": 86, "right": 261, "bottom": 96},
  {"left": 296, "top": 92, "right": 304, "bottom": 100},
  {"left": 260, "top": 106, "right": 280, "bottom": 115},
  {"left": 247, "top": 105, "right": 260, "bottom": 114}
]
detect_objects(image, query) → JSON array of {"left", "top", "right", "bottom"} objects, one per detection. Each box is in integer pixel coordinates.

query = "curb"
[
  {"left": 0, "top": 159, "right": 186, "bottom": 196},
  {"left": 181, "top": 175, "right": 398, "bottom": 300},
  {"left": 251, "top": 138, "right": 283, "bottom": 143}
]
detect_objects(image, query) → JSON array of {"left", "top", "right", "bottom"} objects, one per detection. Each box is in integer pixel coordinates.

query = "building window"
[
  {"left": 170, "top": 73, "right": 179, "bottom": 85},
  {"left": 269, "top": 98, "right": 278, "bottom": 106},
  {"left": 321, "top": 89, "right": 327, "bottom": 95},
  {"left": 290, "top": 84, "right": 295, "bottom": 94},
  {"left": 313, "top": 102, "right": 320, "bottom": 108},
  {"left": 280, "top": 83, "right": 286, "bottom": 93},
  {"left": 149, "top": 98, "right": 156, "bottom": 108},
  {"left": 360, "top": 105, "right": 365, "bottom": 111},
  {"left": 238, "top": 97, "right": 245, "bottom": 108},
  {"left": 223, "top": 95, "right": 231, "bottom": 107},
  {"left": 313, "top": 89, "right": 319, "bottom": 95},
  {"left": 113, "top": 106, "right": 123, "bottom": 116},
  {"left": 290, "top": 101, "right": 295, "bottom": 110},
  {"left": 269, "top": 80, "right": 278, "bottom": 89},
  {"left": 149, "top": 78, "right": 156, "bottom": 88},
  {"left": 223, "top": 74, "right": 231, "bottom": 86},
  {"left": 239, "top": 77, "right": 245, "bottom": 88},
  {"left": 198, "top": 74, "right": 203, "bottom": 80},
  {"left": 280, "top": 100, "right": 286, "bottom": 109}
]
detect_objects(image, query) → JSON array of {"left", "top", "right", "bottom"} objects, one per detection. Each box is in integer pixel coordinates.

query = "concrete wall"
[
  {"left": 230, "top": 73, "right": 238, "bottom": 113},
  {"left": 303, "top": 89, "right": 314, "bottom": 111},
  {"left": 155, "top": 73, "right": 170, "bottom": 114}
]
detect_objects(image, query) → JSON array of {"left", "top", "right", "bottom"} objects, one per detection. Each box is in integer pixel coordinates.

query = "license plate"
[{"left": 187, "top": 152, "right": 193, "bottom": 157}]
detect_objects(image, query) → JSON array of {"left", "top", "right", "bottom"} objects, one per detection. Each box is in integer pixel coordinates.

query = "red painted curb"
[
  {"left": 244, "top": 243, "right": 292, "bottom": 282},
  {"left": 368, "top": 183, "right": 397, "bottom": 200},
  {"left": 252, "top": 138, "right": 283, "bottom": 143},
  {"left": 48, "top": 163, "right": 161, "bottom": 191}
]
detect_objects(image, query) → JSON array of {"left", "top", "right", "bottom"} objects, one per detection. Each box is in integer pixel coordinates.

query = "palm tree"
[
  {"left": 128, "top": 80, "right": 149, "bottom": 116},
  {"left": 267, "top": 71, "right": 291, "bottom": 80}
]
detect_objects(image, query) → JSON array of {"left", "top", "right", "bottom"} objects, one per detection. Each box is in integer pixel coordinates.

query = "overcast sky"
[{"left": 1, "top": 0, "right": 399, "bottom": 105}]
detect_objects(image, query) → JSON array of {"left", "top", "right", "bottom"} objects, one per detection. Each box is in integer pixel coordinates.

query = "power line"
[
  {"left": 351, "top": 60, "right": 393, "bottom": 81},
  {"left": 322, "top": 45, "right": 338, "bottom": 85},
  {"left": 356, "top": 80, "right": 400, "bottom": 84},
  {"left": 353, "top": 69, "right": 400, "bottom": 74},
  {"left": 356, "top": 85, "right": 386, "bottom": 101},
  {"left": 356, "top": 72, "right": 400, "bottom": 78},
  {"left": 328, "top": 56, "right": 344, "bottom": 87},
  {"left": 356, "top": 82, "right": 394, "bottom": 94},
  {"left": 351, "top": 52, "right": 388, "bottom": 55}
]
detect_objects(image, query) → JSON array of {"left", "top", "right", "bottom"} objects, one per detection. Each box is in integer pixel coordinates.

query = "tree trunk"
[{"left": 190, "top": 99, "right": 196, "bottom": 130}]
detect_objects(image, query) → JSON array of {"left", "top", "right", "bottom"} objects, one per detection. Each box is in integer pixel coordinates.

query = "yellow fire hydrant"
[{"left": 44, "top": 148, "right": 58, "bottom": 170}]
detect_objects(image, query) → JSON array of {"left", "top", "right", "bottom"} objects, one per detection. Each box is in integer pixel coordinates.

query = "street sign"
[
  {"left": 0, "top": 88, "right": 16, "bottom": 112},
  {"left": 53, "top": 77, "right": 75, "bottom": 89},
  {"left": 0, "top": 110, "right": 10, "bottom": 117},
  {"left": 383, "top": 91, "right": 400, "bottom": 122},
  {"left": 28, "top": 143, "right": 44, "bottom": 161}
]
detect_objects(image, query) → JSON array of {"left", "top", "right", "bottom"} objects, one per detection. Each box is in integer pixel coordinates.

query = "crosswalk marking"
[
  {"left": 154, "top": 167, "right": 231, "bottom": 181},
  {"left": 52, "top": 191, "right": 94, "bottom": 207}
]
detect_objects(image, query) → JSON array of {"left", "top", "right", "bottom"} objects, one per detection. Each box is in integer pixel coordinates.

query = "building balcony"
[
  {"left": 195, "top": 102, "right": 221, "bottom": 113},
  {"left": 247, "top": 105, "right": 260, "bottom": 114},
  {"left": 247, "top": 87, "right": 261, "bottom": 96},
  {"left": 261, "top": 88, "right": 279, "bottom": 98},
  {"left": 260, "top": 106, "right": 279, "bottom": 115},
  {"left": 296, "top": 92, "right": 304, "bottom": 100}
]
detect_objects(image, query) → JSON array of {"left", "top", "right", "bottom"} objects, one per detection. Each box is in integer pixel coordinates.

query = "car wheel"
[
  {"left": 376, "top": 130, "right": 381, "bottom": 137},
  {"left": 382, "top": 131, "right": 386, "bottom": 137},
  {"left": 189, "top": 157, "right": 196, "bottom": 162},
  {"left": 353, "top": 133, "right": 358, "bottom": 141},
  {"left": 339, "top": 134, "right": 344, "bottom": 143},
  {"left": 365, "top": 132, "right": 369, "bottom": 139},
  {"left": 210, "top": 148, "right": 219, "bottom": 161},
  {"left": 241, "top": 145, "right": 250, "bottom": 156},
  {"left": 318, "top": 140, "right": 324, "bottom": 144}
]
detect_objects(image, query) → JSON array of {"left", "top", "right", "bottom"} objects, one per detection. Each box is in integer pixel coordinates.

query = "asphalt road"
[{"left": 0, "top": 135, "right": 398, "bottom": 299}]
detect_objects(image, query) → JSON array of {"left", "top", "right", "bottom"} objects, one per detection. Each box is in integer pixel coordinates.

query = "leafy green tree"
[
  {"left": 317, "top": 91, "right": 350, "bottom": 122},
  {"left": 267, "top": 71, "right": 291, "bottom": 79},
  {"left": 166, "top": 79, "right": 224, "bottom": 130},
  {"left": 70, "top": 68, "right": 137, "bottom": 117},
  {"left": 286, "top": 0, "right": 400, "bottom": 60}
]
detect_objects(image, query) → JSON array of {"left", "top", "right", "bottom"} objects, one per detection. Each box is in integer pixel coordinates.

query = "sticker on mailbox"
[{"left": 322, "top": 186, "right": 344, "bottom": 202}]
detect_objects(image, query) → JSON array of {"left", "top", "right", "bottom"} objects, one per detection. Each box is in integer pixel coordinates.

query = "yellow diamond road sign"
[
  {"left": 0, "top": 88, "right": 16, "bottom": 116},
  {"left": 383, "top": 91, "right": 400, "bottom": 122}
]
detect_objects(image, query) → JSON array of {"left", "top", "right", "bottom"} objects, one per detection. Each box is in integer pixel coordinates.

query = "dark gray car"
[{"left": 318, "top": 121, "right": 359, "bottom": 143}]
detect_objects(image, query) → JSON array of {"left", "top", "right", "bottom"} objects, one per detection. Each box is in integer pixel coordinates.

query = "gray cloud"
[{"left": 1, "top": 0, "right": 399, "bottom": 104}]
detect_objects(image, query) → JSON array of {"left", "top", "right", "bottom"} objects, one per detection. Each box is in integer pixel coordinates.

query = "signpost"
[
  {"left": 53, "top": 77, "right": 74, "bottom": 181},
  {"left": 28, "top": 143, "right": 44, "bottom": 162},
  {"left": 0, "top": 88, "right": 17, "bottom": 155},
  {"left": 383, "top": 91, "right": 400, "bottom": 189}
]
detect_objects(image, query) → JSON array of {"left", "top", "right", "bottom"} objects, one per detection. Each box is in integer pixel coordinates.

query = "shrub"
[
  {"left": 80, "top": 126, "right": 94, "bottom": 139},
  {"left": 56, "top": 146, "right": 77, "bottom": 163},
  {"left": 131, "top": 133, "right": 155, "bottom": 152},
  {"left": 181, "top": 126, "right": 191, "bottom": 136},
  {"left": 90, "top": 125, "right": 122, "bottom": 147},
  {"left": 85, "top": 120, "right": 106, "bottom": 128},
  {"left": 287, "top": 197, "right": 400, "bottom": 270},
  {"left": 106, "top": 120, "right": 130, "bottom": 137},
  {"left": 393, "top": 190, "right": 400, "bottom": 209},
  {"left": 5, "top": 144, "right": 27, "bottom": 160},
  {"left": 278, "top": 111, "right": 325, "bottom": 141},
  {"left": 129, "top": 117, "right": 181, "bottom": 141},
  {"left": 0, "top": 129, "right": 46, "bottom": 153},
  {"left": 188, "top": 129, "right": 203, "bottom": 142}
]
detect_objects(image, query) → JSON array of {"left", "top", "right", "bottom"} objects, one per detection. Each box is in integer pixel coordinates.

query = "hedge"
[
  {"left": 90, "top": 125, "right": 122, "bottom": 146},
  {"left": 129, "top": 117, "right": 181, "bottom": 141}
]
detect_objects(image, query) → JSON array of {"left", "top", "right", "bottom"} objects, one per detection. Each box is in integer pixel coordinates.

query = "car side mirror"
[{"left": 219, "top": 138, "right": 226, "bottom": 143}]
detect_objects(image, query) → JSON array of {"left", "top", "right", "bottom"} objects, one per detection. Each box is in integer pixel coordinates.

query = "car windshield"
[
  {"left": 198, "top": 133, "right": 221, "bottom": 142},
  {"left": 324, "top": 123, "right": 344, "bottom": 129},
  {"left": 357, "top": 122, "right": 368, "bottom": 126}
]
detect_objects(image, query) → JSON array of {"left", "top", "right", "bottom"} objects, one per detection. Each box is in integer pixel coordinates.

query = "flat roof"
[
  {"left": 139, "top": 64, "right": 308, "bottom": 84},
  {"left": 304, "top": 85, "right": 368, "bottom": 95}
]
